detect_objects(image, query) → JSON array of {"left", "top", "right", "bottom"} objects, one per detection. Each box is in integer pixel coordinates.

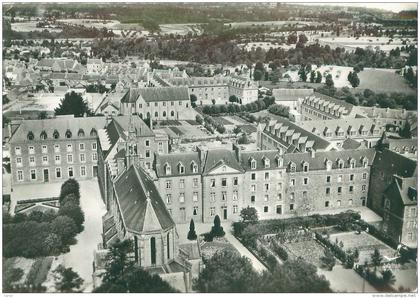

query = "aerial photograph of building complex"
[{"left": 1, "top": 1, "right": 418, "bottom": 294}]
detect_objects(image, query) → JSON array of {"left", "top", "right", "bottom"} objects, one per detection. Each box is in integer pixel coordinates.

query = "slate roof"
[
  {"left": 121, "top": 87, "right": 189, "bottom": 103},
  {"left": 111, "top": 115, "right": 155, "bottom": 137},
  {"left": 372, "top": 149, "right": 418, "bottom": 178},
  {"left": 155, "top": 152, "right": 201, "bottom": 178},
  {"left": 283, "top": 149, "right": 376, "bottom": 172},
  {"left": 202, "top": 149, "right": 244, "bottom": 175},
  {"left": 239, "top": 150, "right": 281, "bottom": 171},
  {"left": 114, "top": 165, "right": 175, "bottom": 234},
  {"left": 342, "top": 138, "right": 364, "bottom": 150},
  {"left": 9, "top": 115, "right": 107, "bottom": 143}
]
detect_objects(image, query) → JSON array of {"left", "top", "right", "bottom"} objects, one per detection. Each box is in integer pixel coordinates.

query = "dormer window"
[
  {"left": 361, "top": 157, "right": 368, "bottom": 168},
  {"left": 303, "top": 162, "right": 309, "bottom": 172},
  {"left": 27, "top": 131, "right": 34, "bottom": 141},
  {"left": 263, "top": 158, "right": 270, "bottom": 168},
  {"left": 40, "top": 131, "right": 47, "bottom": 140},
  {"left": 65, "top": 129, "right": 72, "bottom": 139},
  {"left": 78, "top": 129, "right": 85, "bottom": 137},
  {"left": 178, "top": 163, "right": 185, "bottom": 174},
  {"left": 337, "top": 159, "right": 344, "bottom": 169},
  {"left": 326, "top": 160, "right": 332, "bottom": 171},
  {"left": 275, "top": 156, "right": 283, "bottom": 168},
  {"left": 90, "top": 128, "right": 98, "bottom": 137},
  {"left": 191, "top": 161, "right": 198, "bottom": 173},
  {"left": 250, "top": 158, "right": 256, "bottom": 170},
  {"left": 164, "top": 163, "right": 171, "bottom": 175},
  {"left": 53, "top": 130, "right": 60, "bottom": 139},
  {"left": 289, "top": 162, "right": 296, "bottom": 172},
  {"left": 349, "top": 159, "right": 356, "bottom": 169}
]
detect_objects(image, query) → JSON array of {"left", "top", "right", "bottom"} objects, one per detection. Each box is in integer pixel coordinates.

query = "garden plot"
[
  {"left": 200, "top": 238, "right": 239, "bottom": 261},
  {"left": 222, "top": 115, "right": 249, "bottom": 126},
  {"left": 283, "top": 240, "right": 325, "bottom": 267},
  {"left": 329, "top": 232, "right": 396, "bottom": 264},
  {"left": 214, "top": 116, "right": 233, "bottom": 125}
]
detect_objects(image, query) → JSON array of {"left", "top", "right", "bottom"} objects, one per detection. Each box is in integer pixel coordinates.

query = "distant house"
[{"left": 273, "top": 88, "right": 313, "bottom": 110}]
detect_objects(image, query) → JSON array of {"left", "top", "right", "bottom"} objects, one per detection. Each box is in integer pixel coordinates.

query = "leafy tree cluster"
[
  {"left": 86, "top": 84, "right": 109, "bottom": 94},
  {"left": 403, "top": 66, "right": 417, "bottom": 87},
  {"left": 347, "top": 71, "right": 360, "bottom": 88},
  {"left": 195, "top": 250, "right": 331, "bottom": 292},
  {"left": 3, "top": 179, "right": 84, "bottom": 258},
  {"left": 268, "top": 104, "right": 290, "bottom": 118},
  {"left": 54, "top": 91, "right": 93, "bottom": 117},
  {"left": 200, "top": 114, "right": 226, "bottom": 134},
  {"left": 316, "top": 86, "right": 417, "bottom": 110},
  {"left": 94, "top": 239, "right": 177, "bottom": 293},
  {"left": 53, "top": 265, "right": 84, "bottom": 293},
  {"left": 202, "top": 96, "right": 275, "bottom": 116}
]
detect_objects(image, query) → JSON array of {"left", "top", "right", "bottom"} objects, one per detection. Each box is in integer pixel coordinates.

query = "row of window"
[
  {"left": 15, "top": 143, "right": 97, "bottom": 155},
  {"left": 166, "top": 192, "right": 199, "bottom": 204},
  {"left": 289, "top": 173, "right": 368, "bottom": 186},
  {"left": 166, "top": 178, "right": 200, "bottom": 189},
  {"left": 26, "top": 128, "right": 98, "bottom": 141},
  {"left": 325, "top": 185, "right": 367, "bottom": 195},
  {"left": 16, "top": 166, "right": 88, "bottom": 181},
  {"left": 164, "top": 162, "right": 199, "bottom": 175},
  {"left": 16, "top": 153, "right": 97, "bottom": 167},
  {"left": 137, "top": 101, "right": 186, "bottom": 108}
]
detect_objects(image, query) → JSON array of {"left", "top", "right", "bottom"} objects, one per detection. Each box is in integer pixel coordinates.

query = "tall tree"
[
  {"left": 240, "top": 207, "right": 258, "bottom": 222},
  {"left": 370, "top": 248, "right": 383, "bottom": 271},
  {"left": 187, "top": 219, "right": 197, "bottom": 240},
  {"left": 53, "top": 265, "right": 84, "bottom": 293},
  {"left": 54, "top": 91, "right": 92, "bottom": 117}
]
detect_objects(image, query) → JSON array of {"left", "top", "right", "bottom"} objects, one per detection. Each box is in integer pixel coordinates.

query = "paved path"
[
  {"left": 61, "top": 180, "right": 106, "bottom": 292},
  {"left": 224, "top": 232, "right": 267, "bottom": 273}
]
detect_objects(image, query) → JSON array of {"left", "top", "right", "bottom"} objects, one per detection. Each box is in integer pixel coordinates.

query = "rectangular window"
[
  {"left": 350, "top": 174, "right": 354, "bottom": 181},
  {"left": 28, "top": 146, "right": 35, "bottom": 154},
  {"left": 290, "top": 192, "right": 295, "bottom": 200},
  {"left": 251, "top": 173, "right": 256, "bottom": 180},
  {"left": 362, "top": 185, "right": 366, "bottom": 191},
  {"left": 80, "top": 166, "right": 86, "bottom": 177},
  {"left": 222, "top": 178, "right": 227, "bottom": 187},
  {"left": 54, "top": 144, "right": 60, "bottom": 153},
  {"left": 55, "top": 155, "right": 61, "bottom": 164},
  {"left": 211, "top": 179, "right": 216, "bottom": 187},
  {"left": 193, "top": 192, "right": 199, "bottom": 202},
  {"left": 68, "top": 167, "right": 74, "bottom": 178},
  {"left": 290, "top": 179, "right": 295, "bottom": 186},
  {"left": 193, "top": 178, "right": 199, "bottom": 188},
  {"left": 221, "top": 192, "right": 227, "bottom": 201},
  {"left": 179, "top": 179, "right": 185, "bottom": 189},
  {"left": 56, "top": 167, "right": 61, "bottom": 178},
  {"left": 30, "top": 169, "right": 36, "bottom": 180},
  {"left": 264, "top": 206, "right": 269, "bottom": 213},
  {"left": 233, "top": 205, "right": 238, "bottom": 214},
  {"left": 232, "top": 190, "right": 238, "bottom": 201},
  {"left": 326, "top": 175, "right": 331, "bottom": 183},
  {"left": 80, "top": 153, "right": 85, "bottom": 163},
  {"left": 79, "top": 143, "right": 85, "bottom": 151},
  {"left": 42, "top": 156, "right": 48, "bottom": 164},
  {"left": 338, "top": 187, "right": 342, "bottom": 194},
  {"left": 264, "top": 195, "right": 269, "bottom": 201},
  {"left": 193, "top": 206, "right": 198, "bottom": 215},
  {"left": 16, "top": 157, "right": 23, "bottom": 167},
  {"left": 276, "top": 205, "right": 282, "bottom": 214},
  {"left": 146, "top": 150, "right": 150, "bottom": 158},
  {"left": 277, "top": 194, "right": 282, "bottom": 200},
  {"left": 349, "top": 186, "right": 354, "bottom": 193},
  {"left": 251, "top": 195, "right": 256, "bottom": 203},
  {"left": 179, "top": 193, "right": 185, "bottom": 203},
  {"left": 303, "top": 177, "right": 308, "bottom": 185},
  {"left": 67, "top": 144, "right": 72, "bottom": 152},
  {"left": 145, "top": 140, "right": 150, "bottom": 147},
  {"left": 166, "top": 194, "right": 172, "bottom": 204},
  {"left": 290, "top": 204, "right": 294, "bottom": 211},
  {"left": 251, "top": 184, "right": 256, "bottom": 192},
  {"left": 15, "top": 146, "right": 21, "bottom": 155},
  {"left": 29, "top": 156, "right": 35, "bottom": 166},
  {"left": 265, "top": 172, "right": 269, "bottom": 180},
  {"left": 92, "top": 143, "right": 97, "bottom": 150},
  {"left": 42, "top": 145, "right": 48, "bottom": 154},
  {"left": 326, "top": 187, "right": 330, "bottom": 195},
  {"left": 265, "top": 183, "right": 269, "bottom": 191},
  {"left": 166, "top": 180, "right": 171, "bottom": 189},
  {"left": 233, "top": 177, "right": 238, "bottom": 185},
  {"left": 92, "top": 152, "right": 97, "bottom": 161},
  {"left": 17, "top": 170, "right": 23, "bottom": 181},
  {"left": 67, "top": 154, "right": 73, "bottom": 163},
  {"left": 210, "top": 193, "right": 216, "bottom": 202},
  {"left": 362, "top": 173, "right": 367, "bottom": 180},
  {"left": 210, "top": 207, "right": 215, "bottom": 216}
]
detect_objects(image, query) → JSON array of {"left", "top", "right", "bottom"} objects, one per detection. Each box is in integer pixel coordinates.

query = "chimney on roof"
[{"left": 146, "top": 191, "right": 151, "bottom": 202}]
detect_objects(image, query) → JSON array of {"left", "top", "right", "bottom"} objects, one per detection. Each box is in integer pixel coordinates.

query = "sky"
[{"left": 297, "top": 2, "right": 417, "bottom": 13}]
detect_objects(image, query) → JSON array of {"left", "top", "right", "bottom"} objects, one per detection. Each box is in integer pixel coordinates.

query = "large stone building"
[
  {"left": 120, "top": 87, "right": 196, "bottom": 120},
  {"left": 228, "top": 75, "right": 258, "bottom": 104},
  {"left": 9, "top": 115, "right": 107, "bottom": 186},
  {"left": 273, "top": 88, "right": 313, "bottom": 110},
  {"left": 299, "top": 93, "right": 357, "bottom": 120},
  {"left": 382, "top": 176, "right": 417, "bottom": 248}
]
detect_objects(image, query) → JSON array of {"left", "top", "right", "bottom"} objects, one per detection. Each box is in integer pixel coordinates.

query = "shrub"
[
  {"left": 203, "top": 232, "right": 214, "bottom": 242},
  {"left": 187, "top": 219, "right": 197, "bottom": 241},
  {"left": 271, "top": 241, "right": 288, "bottom": 261},
  {"left": 59, "top": 179, "right": 80, "bottom": 202},
  {"left": 210, "top": 215, "right": 225, "bottom": 237},
  {"left": 320, "top": 248, "right": 336, "bottom": 271}
]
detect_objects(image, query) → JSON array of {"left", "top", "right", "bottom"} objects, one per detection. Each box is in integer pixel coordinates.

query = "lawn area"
[
  {"left": 184, "top": 120, "right": 199, "bottom": 125},
  {"left": 355, "top": 69, "right": 416, "bottom": 95},
  {"left": 222, "top": 115, "right": 249, "bottom": 125},
  {"left": 330, "top": 231, "right": 396, "bottom": 264},
  {"left": 239, "top": 124, "right": 257, "bottom": 134},
  {"left": 214, "top": 116, "right": 234, "bottom": 125}
]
